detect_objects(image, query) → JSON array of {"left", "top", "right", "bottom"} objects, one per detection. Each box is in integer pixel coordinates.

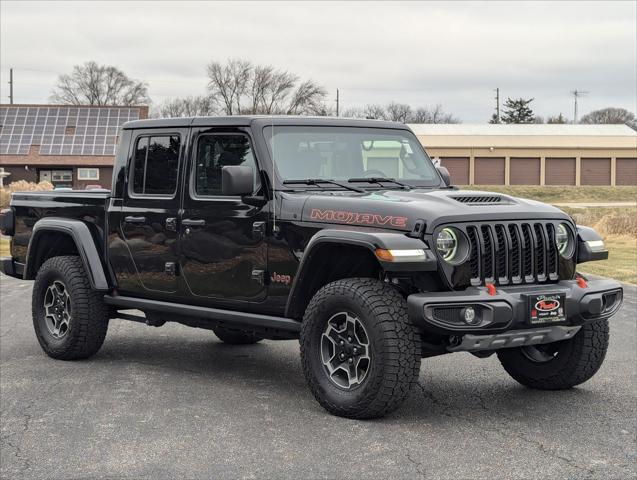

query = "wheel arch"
[
  {"left": 285, "top": 229, "right": 435, "bottom": 319},
  {"left": 25, "top": 218, "right": 110, "bottom": 291}
]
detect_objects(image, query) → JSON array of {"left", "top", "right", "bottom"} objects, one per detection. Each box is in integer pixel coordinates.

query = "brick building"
[
  {"left": 0, "top": 104, "right": 148, "bottom": 189},
  {"left": 411, "top": 124, "right": 637, "bottom": 186}
]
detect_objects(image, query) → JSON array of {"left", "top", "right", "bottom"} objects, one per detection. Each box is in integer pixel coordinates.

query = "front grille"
[
  {"left": 452, "top": 221, "right": 560, "bottom": 286},
  {"left": 432, "top": 306, "right": 463, "bottom": 323}
]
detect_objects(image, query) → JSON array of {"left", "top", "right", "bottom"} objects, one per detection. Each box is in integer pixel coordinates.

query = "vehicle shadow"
[{"left": 95, "top": 327, "right": 610, "bottom": 423}]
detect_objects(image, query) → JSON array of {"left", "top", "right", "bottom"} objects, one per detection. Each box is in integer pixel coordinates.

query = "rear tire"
[
  {"left": 32, "top": 256, "right": 109, "bottom": 360},
  {"left": 497, "top": 320, "right": 609, "bottom": 389},
  {"left": 300, "top": 278, "right": 421, "bottom": 419},
  {"left": 213, "top": 326, "right": 263, "bottom": 345}
]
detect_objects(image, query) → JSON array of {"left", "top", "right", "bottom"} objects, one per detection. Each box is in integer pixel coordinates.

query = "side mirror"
[
  {"left": 436, "top": 166, "right": 451, "bottom": 186},
  {"left": 222, "top": 165, "right": 254, "bottom": 196}
]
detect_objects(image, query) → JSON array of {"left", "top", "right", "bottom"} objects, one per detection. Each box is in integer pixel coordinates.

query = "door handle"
[
  {"left": 165, "top": 217, "right": 177, "bottom": 232},
  {"left": 252, "top": 221, "right": 266, "bottom": 239},
  {"left": 182, "top": 219, "right": 206, "bottom": 227},
  {"left": 124, "top": 216, "right": 147, "bottom": 224}
]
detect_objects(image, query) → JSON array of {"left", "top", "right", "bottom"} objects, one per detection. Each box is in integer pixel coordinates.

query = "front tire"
[
  {"left": 32, "top": 256, "right": 109, "bottom": 360},
  {"left": 497, "top": 320, "right": 609, "bottom": 389},
  {"left": 300, "top": 278, "right": 422, "bottom": 419}
]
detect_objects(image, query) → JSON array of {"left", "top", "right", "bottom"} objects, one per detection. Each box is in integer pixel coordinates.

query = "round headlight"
[
  {"left": 556, "top": 223, "right": 573, "bottom": 257},
  {"left": 436, "top": 227, "right": 469, "bottom": 265}
]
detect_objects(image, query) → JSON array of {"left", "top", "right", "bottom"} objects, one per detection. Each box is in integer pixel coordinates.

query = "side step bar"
[
  {"left": 447, "top": 325, "right": 581, "bottom": 352},
  {"left": 103, "top": 295, "right": 301, "bottom": 336}
]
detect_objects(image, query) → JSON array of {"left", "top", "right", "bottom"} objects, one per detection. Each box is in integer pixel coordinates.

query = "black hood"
[{"left": 278, "top": 188, "right": 572, "bottom": 234}]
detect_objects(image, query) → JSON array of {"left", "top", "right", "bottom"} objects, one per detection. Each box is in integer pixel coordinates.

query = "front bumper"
[{"left": 407, "top": 278, "right": 623, "bottom": 341}]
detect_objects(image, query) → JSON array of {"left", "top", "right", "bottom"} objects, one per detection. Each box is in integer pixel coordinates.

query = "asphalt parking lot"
[{"left": 1, "top": 273, "right": 635, "bottom": 480}]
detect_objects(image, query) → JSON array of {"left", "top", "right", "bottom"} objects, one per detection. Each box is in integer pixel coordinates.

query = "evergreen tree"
[{"left": 501, "top": 98, "right": 536, "bottom": 124}]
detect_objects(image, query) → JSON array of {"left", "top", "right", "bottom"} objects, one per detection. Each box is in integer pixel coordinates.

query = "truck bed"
[{"left": 8, "top": 189, "right": 111, "bottom": 265}]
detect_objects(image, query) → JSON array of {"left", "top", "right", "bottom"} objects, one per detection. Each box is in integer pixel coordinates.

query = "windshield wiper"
[
  {"left": 348, "top": 177, "right": 412, "bottom": 190},
  {"left": 283, "top": 179, "right": 365, "bottom": 193}
]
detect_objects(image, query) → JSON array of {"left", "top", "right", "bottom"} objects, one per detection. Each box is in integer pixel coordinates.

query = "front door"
[
  {"left": 118, "top": 128, "right": 187, "bottom": 295},
  {"left": 179, "top": 128, "right": 267, "bottom": 304}
]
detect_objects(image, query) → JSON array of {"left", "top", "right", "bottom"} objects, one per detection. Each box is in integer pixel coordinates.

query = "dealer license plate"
[{"left": 528, "top": 293, "right": 566, "bottom": 325}]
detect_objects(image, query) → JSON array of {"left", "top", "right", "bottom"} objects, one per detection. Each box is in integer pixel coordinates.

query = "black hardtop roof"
[{"left": 122, "top": 115, "right": 410, "bottom": 131}]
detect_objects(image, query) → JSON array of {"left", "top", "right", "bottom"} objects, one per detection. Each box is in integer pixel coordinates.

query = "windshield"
[{"left": 263, "top": 126, "right": 441, "bottom": 188}]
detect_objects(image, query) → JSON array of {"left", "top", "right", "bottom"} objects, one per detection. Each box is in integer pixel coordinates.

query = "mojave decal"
[{"left": 310, "top": 209, "right": 408, "bottom": 228}]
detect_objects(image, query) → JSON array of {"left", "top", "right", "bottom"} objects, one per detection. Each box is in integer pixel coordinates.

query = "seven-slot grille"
[{"left": 457, "top": 221, "right": 560, "bottom": 286}]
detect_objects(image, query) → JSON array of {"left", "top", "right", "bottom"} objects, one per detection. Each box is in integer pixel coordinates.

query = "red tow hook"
[
  {"left": 576, "top": 275, "right": 588, "bottom": 289},
  {"left": 486, "top": 283, "right": 497, "bottom": 296}
]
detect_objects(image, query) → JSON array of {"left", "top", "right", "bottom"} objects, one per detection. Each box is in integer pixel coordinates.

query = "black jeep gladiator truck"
[{"left": 0, "top": 117, "right": 623, "bottom": 419}]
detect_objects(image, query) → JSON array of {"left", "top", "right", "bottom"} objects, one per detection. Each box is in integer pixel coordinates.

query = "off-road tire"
[
  {"left": 300, "top": 278, "right": 422, "bottom": 419},
  {"left": 32, "top": 255, "right": 109, "bottom": 360},
  {"left": 213, "top": 326, "right": 263, "bottom": 345},
  {"left": 497, "top": 320, "right": 609, "bottom": 389}
]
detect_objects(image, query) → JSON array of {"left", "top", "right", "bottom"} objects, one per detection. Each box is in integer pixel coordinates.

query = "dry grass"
[
  {"left": 561, "top": 207, "right": 637, "bottom": 237},
  {"left": 0, "top": 180, "right": 54, "bottom": 208},
  {"left": 558, "top": 206, "right": 637, "bottom": 284},
  {"left": 579, "top": 235, "right": 637, "bottom": 284},
  {"left": 464, "top": 185, "right": 637, "bottom": 203},
  {"left": 0, "top": 237, "right": 9, "bottom": 258}
]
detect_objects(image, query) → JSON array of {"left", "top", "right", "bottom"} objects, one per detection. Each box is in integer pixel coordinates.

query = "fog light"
[{"left": 461, "top": 306, "right": 479, "bottom": 325}]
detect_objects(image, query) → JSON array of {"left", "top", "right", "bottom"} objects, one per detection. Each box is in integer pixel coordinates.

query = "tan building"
[
  {"left": 410, "top": 124, "right": 637, "bottom": 186},
  {"left": 0, "top": 104, "right": 149, "bottom": 189}
]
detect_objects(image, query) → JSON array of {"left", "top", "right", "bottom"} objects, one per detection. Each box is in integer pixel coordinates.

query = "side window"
[
  {"left": 194, "top": 134, "right": 256, "bottom": 196},
  {"left": 131, "top": 134, "right": 181, "bottom": 196}
]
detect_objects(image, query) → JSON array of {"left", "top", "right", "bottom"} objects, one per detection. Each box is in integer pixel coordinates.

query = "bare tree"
[
  {"left": 344, "top": 103, "right": 460, "bottom": 123},
  {"left": 547, "top": 113, "right": 568, "bottom": 124},
  {"left": 207, "top": 58, "right": 252, "bottom": 115},
  {"left": 411, "top": 105, "right": 460, "bottom": 123},
  {"left": 153, "top": 96, "right": 217, "bottom": 118},
  {"left": 385, "top": 102, "right": 412, "bottom": 123},
  {"left": 287, "top": 80, "right": 328, "bottom": 115},
  {"left": 342, "top": 107, "right": 366, "bottom": 118},
  {"left": 363, "top": 104, "right": 386, "bottom": 119},
  {"left": 50, "top": 61, "right": 150, "bottom": 106},
  {"left": 206, "top": 58, "right": 327, "bottom": 115},
  {"left": 579, "top": 107, "right": 635, "bottom": 126}
]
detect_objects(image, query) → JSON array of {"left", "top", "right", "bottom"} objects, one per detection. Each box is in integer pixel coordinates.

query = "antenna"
[
  {"left": 571, "top": 90, "right": 589, "bottom": 123},
  {"left": 271, "top": 113, "right": 277, "bottom": 233}
]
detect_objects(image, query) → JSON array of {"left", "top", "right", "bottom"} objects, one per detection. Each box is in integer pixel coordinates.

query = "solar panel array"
[{"left": 0, "top": 106, "right": 141, "bottom": 156}]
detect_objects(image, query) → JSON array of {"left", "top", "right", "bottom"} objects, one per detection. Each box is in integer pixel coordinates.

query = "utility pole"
[
  {"left": 335, "top": 89, "right": 339, "bottom": 116},
  {"left": 571, "top": 89, "right": 588, "bottom": 123},
  {"left": 494, "top": 87, "right": 500, "bottom": 123},
  {"left": 9, "top": 68, "right": 14, "bottom": 104}
]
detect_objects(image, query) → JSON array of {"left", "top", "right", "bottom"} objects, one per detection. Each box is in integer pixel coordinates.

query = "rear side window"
[{"left": 131, "top": 135, "right": 181, "bottom": 196}]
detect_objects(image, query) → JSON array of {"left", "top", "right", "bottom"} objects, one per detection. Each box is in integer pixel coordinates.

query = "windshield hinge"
[{"left": 407, "top": 219, "right": 426, "bottom": 239}]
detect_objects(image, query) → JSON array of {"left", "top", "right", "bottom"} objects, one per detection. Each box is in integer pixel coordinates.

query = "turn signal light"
[{"left": 375, "top": 248, "right": 427, "bottom": 262}]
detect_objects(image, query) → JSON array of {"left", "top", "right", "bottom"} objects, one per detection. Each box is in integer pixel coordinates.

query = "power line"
[
  {"left": 494, "top": 87, "right": 500, "bottom": 123},
  {"left": 9, "top": 68, "right": 13, "bottom": 104}
]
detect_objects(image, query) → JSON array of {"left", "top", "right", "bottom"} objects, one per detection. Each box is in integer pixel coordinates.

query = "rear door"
[
  {"left": 117, "top": 128, "right": 188, "bottom": 295},
  {"left": 178, "top": 127, "right": 267, "bottom": 305}
]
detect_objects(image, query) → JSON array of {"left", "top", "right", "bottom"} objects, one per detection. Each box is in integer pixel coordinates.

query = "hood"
[{"left": 278, "top": 188, "right": 571, "bottom": 234}]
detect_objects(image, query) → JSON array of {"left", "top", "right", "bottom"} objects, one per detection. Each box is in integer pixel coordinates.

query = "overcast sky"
[{"left": 1, "top": 1, "right": 635, "bottom": 122}]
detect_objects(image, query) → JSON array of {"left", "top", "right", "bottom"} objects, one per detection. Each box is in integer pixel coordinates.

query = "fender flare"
[
  {"left": 576, "top": 225, "right": 608, "bottom": 263},
  {"left": 25, "top": 217, "right": 110, "bottom": 290},
  {"left": 284, "top": 229, "right": 436, "bottom": 318}
]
